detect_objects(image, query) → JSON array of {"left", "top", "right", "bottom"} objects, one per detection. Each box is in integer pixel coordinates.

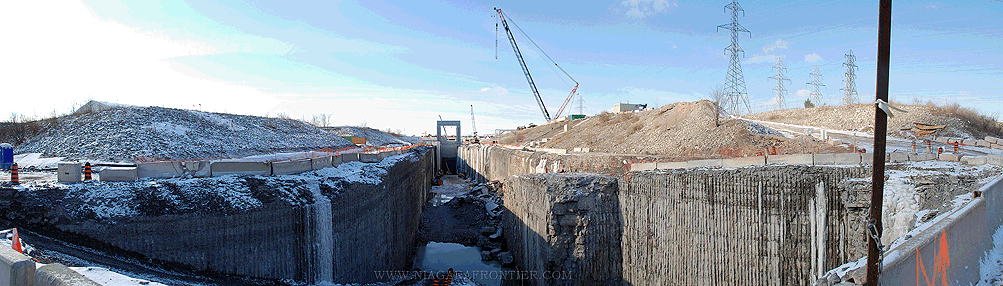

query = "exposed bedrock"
[{"left": 0, "top": 146, "right": 435, "bottom": 284}]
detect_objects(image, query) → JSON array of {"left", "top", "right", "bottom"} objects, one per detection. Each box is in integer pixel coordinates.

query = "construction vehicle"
[{"left": 494, "top": 7, "right": 579, "bottom": 123}]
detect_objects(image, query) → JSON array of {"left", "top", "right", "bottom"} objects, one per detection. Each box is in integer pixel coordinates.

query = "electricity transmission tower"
[
  {"left": 841, "top": 49, "right": 859, "bottom": 105},
  {"left": 807, "top": 65, "right": 826, "bottom": 106},
  {"left": 768, "top": 57, "right": 791, "bottom": 110},
  {"left": 717, "top": 0, "right": 752, "bottom": 115},
  {"left": 576, "top": 93, "right": 585, "bottom": 115}
]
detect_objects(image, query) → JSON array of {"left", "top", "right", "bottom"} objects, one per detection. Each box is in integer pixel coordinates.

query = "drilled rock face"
[
  {"left": 500, "top": 166, "right": 871, "bottom": 286},
  {"left": 0, "top": 147, "right": 435, "bottom": 284}
]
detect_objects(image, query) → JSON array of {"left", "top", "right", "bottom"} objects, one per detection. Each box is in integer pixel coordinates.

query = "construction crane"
[
  {"left": 494, "top": 7, "right": 578, "bottom": 122},
  {"left": 470, "top": 105, "right": 479, "bottom": 143}
]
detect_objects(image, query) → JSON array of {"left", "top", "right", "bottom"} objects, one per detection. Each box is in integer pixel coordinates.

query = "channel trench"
[{"left": 457, "top": 144, "right": 875, "bottom": 285}]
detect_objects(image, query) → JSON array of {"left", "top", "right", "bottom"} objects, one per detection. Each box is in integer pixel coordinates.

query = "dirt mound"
[
  {"left": 746, "top": 103, "right": 1003, "bottom": 140},
  {"left": 14, "top": 103, "right": 353, "bottom": 161},
  {"left": 493, "top": 100, "right": 844, "bottom": 158},
  {"left": 322, "top": 126, "right": 418, "bottom": 146}
]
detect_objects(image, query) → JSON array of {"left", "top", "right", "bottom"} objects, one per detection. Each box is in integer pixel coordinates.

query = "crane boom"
[
  {"left": 495, "top": 8, "right": 551, "bottom": 122},
  {"left": 470, "top": 105, "right": 479, "bottom": 143}
]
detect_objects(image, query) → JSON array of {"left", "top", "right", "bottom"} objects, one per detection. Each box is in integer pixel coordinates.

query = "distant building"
[{"left": 611, "top": 103, "right": 647, "bottom": 113}]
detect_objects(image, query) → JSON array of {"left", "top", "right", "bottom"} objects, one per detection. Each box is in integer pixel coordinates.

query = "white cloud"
[
  {"left": 795, "top": 89, "right": 812, "bottom": 98},
  {"left": 763, "top": 39, "right": 789, "bottom": 53},
  {"left": 805, "top": 53, "right": 823, "bottom": 62},
  {"left": 622, "top": 0, "right": 679, "bottom": 18},
  {"left": 0, "top": 0, "right": 285, "bottom": 118},
  {"left": 480, "top": 86, "right": 509, "bottom": 95},
  {"left": 745, "top": 54, "right": 781, "bottom": 64}
]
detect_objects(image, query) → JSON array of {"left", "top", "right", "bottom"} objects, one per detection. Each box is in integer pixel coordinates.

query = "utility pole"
[
  {"left": 807, "top": 65, "right": 826, "bottom": 106},
  {"left": 717, "top": 0, "right": 752, "bottom": 115},
  {"left": 868, "top": 0, "right": 893, "bottom": 284},
  {"left": 768, "top": 57, "right": 791, "bottom": 110},
  {"left": 842, "top": 49, "right": 860, "bottom": 105}
]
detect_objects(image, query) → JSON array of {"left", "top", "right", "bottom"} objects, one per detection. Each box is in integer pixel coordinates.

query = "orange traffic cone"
[{"left": 11, "top": 228, "right": 22, "bottom": 253}]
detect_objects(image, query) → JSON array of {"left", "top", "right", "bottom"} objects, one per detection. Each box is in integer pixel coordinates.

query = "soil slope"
[
  {"left": 745, "top": 103, "right": 1003, "bottom": 140},
  {"left": 493, "top": 100, "right": 845, "bottom": 158}
]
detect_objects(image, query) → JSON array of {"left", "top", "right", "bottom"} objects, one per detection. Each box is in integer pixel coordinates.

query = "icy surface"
[
  {"left": 12, "top": 153, "right": 64, "bottom": 169},
  {"left": 69, "top": 267, "right": 167, "bottom": 286},
  {"left": 977, "top": 225, "right": 1003, "bottom": 286}
]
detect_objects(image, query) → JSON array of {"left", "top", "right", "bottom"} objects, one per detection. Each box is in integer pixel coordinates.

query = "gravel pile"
[
  {"left": 494, "top": 100, "right": 845, "bottom": 158},
  {"left": 746, "top": 103, "right": 1003, "bottom": 140},
  {"left": 14, "top": 103, "right": 354, "bottom": 161}
]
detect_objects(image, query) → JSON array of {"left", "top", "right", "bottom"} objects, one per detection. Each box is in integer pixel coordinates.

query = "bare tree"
[{"left": 709, "top": 85, "right": 726, "bottom": 127}]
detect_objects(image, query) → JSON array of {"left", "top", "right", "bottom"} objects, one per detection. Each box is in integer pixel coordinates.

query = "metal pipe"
[{"left": 868, "top": 0, "right": 893, "bottom": 284}]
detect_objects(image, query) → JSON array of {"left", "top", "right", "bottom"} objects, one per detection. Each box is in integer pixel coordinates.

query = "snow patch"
[
  {"left": 188, "top": 110, "right": 246, "bottom": 131},
  {"left": 69, "top": 267, "right": 168, "bottom": 286},
  {"left": 977, "top": 225, "right": 1003, "bottom": 286},
  {"left": 146, "top": 122, "right": 190, "bottom": 136}
]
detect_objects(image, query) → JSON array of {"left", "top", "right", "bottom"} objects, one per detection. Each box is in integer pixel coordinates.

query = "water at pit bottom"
[{"left": 414, "top": 242, "right": 513, "bottom": 286}]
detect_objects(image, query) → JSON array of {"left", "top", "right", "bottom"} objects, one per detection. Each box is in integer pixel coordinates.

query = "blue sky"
[{"left": 1, "top": 0, "right": 1000, "bottom": 135}]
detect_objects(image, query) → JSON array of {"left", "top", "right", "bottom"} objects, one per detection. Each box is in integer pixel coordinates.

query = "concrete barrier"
[
  {"left": 341, "top": 153, "right": 360, "bottom": 163},
  {"left": 961, "top": 156, "right": 988, "bottom": 165},
  {"left": 947, "top": 138, "right": 961, "bottom": 144},
  {"left": 963, "top": 139, "right": 977, "bottom": 146},
  {"left": 813, "top": 153, "right": 836, "bottom": 165},
  {"left": 183, "top": 161, "right": 211, "bottom": 178},
  {"left": 888, "top": 152, "right": 909, "bottom": 163},
  {"left": 332, "top": 155, "right": 344, "bottom": 167},
  {"left": 272, "top": 160, "right": 312, "bottom": 176},
  {"left": 311, "top": 156, "right": 332, "bottom": 170},
  {"left": 98, "top": 167, "right": 138, "bottom": 182},
  {"left": 993, "top": 143, "right": 1003, "bottom": 150},
  {"left": 908, "top": 153, "right": 936, "bottom": 161},
  {"left": 875, "top": 175, "right": 1003, "bottom": 285},
  {"left": 935, "top": 137, "right": 949, "bottom": 144},
  {"left": 829, "top": 139, "right": 843, "bottom": 145},
  {"left": 210, "top": 162, "right": 271, "bottom": 177},
  {"left": 0, "top": 246, "right": 35, "bottom": 286},
  {"left": 137, "top": 162, "right": 183, "bottom": 179},
  {"left": 34, "top": 263, "right": 99, "bottom": 286},
  {"left": 629, "top": 162, "right": 656, "bottom": 172},
  {"left": 57, "top": 162, "right": 81, "bottom": 183},
  {"left": 685, "top": 158, "right": 723, "bottom": 168},
  {"left": 833, "top": 153, "right": 861, "bottom": 165},
  {"left": 990, "top": 155, "right": 1003, "bottom": 166},
  {"left": 987, "top": 136, "right": 1000, "bottom": 144},
  {"left": 977, "top": 140, "right": 992, "bottom": 148},
  {"left": 655, "top": 161, "right": 687, "bottom": 170},
  {"left": 722, "top": 156, "right": 765, "bottom": 168},
  {"left": 861, "top": 153, "right": 874, "bottom": 164},
  {"left": 766, "top": 154, "right": 813, "bottom": 165},
  {"left": 939, "top": 153, "right": 963, "bottom": 162},
  {"left": 359, "top": 153, "right": 380, "bottom": 163}
]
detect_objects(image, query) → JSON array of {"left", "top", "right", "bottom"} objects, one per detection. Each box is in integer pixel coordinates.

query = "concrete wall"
[
  {"left": 457, "top": 145, "right": 646, "bottom": 183},
  {"left": 271, "top": 159, "right": 312, "bottom": 176},
  {"left": 497, "top": 166, "right": 869, "bottom": 285},
  {"left": 876, "top": 174, "right": 1003, "bottom": 284}
]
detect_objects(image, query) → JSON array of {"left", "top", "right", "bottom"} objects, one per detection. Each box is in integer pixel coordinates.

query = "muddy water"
[{"left": 414, "top": 242, "right": 511, "bottom": 286}]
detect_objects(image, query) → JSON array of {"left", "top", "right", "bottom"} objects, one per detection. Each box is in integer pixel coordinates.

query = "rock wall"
[
  {"left": 496, "top": 166, "right": 869, "bottom": 285},
  {"left": 0, "top": 147, "right": 435, "bottom": 284},
  {"left": 503, "top": 174, "right": 622, "bottom": 285}
]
